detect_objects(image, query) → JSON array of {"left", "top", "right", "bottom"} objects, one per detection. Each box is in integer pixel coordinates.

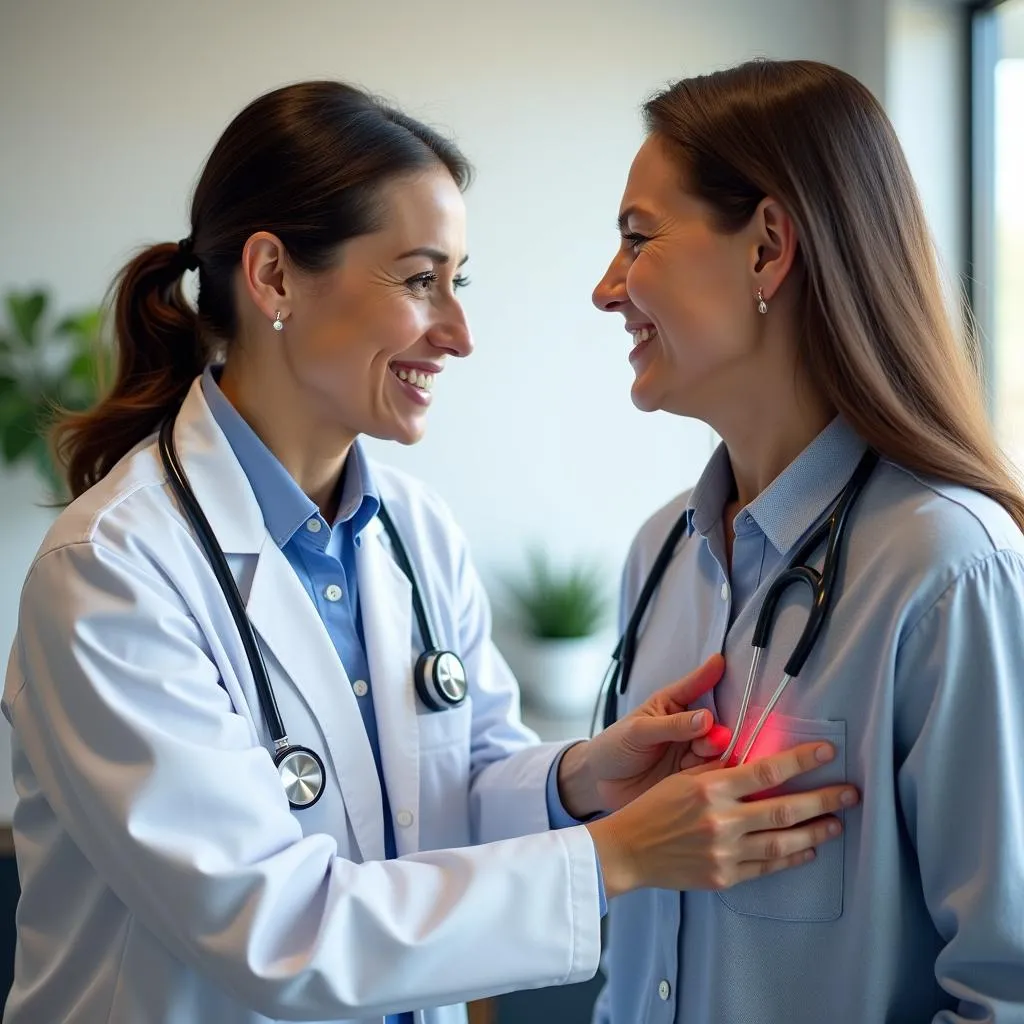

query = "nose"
[
  {"left": 592, "top": 253, "right": 630, "bottom": 313},
  {"left": 428, "top": 300, "right": 474, "bottom": 358}
]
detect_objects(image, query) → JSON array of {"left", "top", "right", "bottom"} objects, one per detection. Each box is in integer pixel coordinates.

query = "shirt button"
[
  {"left": 324, "top": 584, "right": 343, "bottom": 602},
  {"left": 396, "top": 810, "right": 414, "bottom": 828},
  {"left": 352, "top": 680, "right": 369, "bottom": 697},
  {"left": 720, "top": 582, "right": 730, "bottom": 602},
  {"left": 305, "top": 518, "right": 322, "bottom": 534},
  {"left": 658, "top": 979, "right": 672, "bottom": 1001}
]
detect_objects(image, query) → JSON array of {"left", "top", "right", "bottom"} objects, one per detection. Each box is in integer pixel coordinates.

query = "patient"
[{"left": 591, "top": 58, "right": 1024, "bottom": 1023}]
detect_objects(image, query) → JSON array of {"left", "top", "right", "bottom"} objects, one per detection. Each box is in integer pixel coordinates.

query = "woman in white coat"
[{"left": 1, "top": 81, "right": 854, "bottom": 1024}]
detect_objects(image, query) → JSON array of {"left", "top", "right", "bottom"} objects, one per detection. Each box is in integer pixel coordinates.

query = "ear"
[
  {"left": 239, "top": 232, "right": 294, "bottom": 326},
  {"left": 749, "top": 197, "right": 799, "bottom": 302}
]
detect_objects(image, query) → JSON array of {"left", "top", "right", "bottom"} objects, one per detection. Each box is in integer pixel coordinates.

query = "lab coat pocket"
[
  {"left": 417, "top": 699, "right": 473, "bottom": 850},
  {"left": 716, "top": 711, "right": 846, "bottom": 923}
]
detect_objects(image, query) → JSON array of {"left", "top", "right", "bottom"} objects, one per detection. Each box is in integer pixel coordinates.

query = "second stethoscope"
[
  {"left": 159, "top": 415, "right": 469, "bottom": 811},
  {"left": 594, "top": 449, "right": 879, "bottom": 765}
]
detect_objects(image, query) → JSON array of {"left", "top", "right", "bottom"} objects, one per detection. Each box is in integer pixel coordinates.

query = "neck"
[
  {"left": 713, "top": 364, "right": 835, "bottom": 511},
  {"left": 218, "top": 359, "right": 355, "bottom": 520}
]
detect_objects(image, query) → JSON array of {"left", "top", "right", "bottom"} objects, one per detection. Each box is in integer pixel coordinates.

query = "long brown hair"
[
  {"left": 645, "top": 59, "right": 1024, "bottom": 530},
  {"left": 53, "top": 81, "right": 471, "bottom": 500}
]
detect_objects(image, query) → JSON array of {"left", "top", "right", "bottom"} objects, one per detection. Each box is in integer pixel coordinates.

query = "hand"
[
  {"left": 585, "top": 741, "right": 860, "bottom": 899},
  {"left": 557, "top": 654, "right": 731, "bottom": 817}
]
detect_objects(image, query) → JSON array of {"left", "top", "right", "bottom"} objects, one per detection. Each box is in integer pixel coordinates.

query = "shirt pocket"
[{"left": 715, "top": 711, "right": 846, "bottom": 923}]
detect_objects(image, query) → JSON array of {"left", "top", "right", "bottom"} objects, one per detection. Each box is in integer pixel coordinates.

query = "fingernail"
[
  {"left": 804, "top": 850, "right": 816, "bottom": 862},
  {"left": 815, "top": 744, "right": 834, "bottom": 763},
  {"left": 692, "top": 710, "right": 709, "bottom": 729},
  {"left": 840, "top": 789, "right": 857, "bottom": 807},
  {"left": 828, "top": 821, "right": 842, "bottom": 836}
]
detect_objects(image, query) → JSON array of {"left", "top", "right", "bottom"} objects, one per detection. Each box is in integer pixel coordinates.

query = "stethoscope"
[
  {"left": 594, "top": 449, "right": 879, "bottom": 764},
  {"left": 158, "top": 416, "right": 469, "bottom": 811}
]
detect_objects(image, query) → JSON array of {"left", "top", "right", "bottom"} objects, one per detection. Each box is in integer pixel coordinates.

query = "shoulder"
[
  {"left": 856, "top": 457, "right": 1024, "bottom": 630},
  {"left": 32, "top": 437, "right": 173, "bottom": 568}
]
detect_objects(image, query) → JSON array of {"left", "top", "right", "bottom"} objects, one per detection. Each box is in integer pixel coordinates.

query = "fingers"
[
  {"left": 690, "top": 724, "right": 731, "bottom": 760},
  {"left": 649, "top": 654, "right": 725, "bottom": 713},
  {"left": 631, "top": 709, "right": 713, "bottom": 747},
  {"left": 738, "top": 814, "right": 844, "bottom": 864},
  {"left": 741, "top": 783, "right": 859, "bottom": 833},
  {"left": 731, "top": 848, "right": 818, "bottom": 885},
  {"left": 714, "top": 741, "right": 838, "bottom": 799}
]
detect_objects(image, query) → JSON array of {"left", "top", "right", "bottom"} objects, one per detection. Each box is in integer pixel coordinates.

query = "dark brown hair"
[
  {"left": 53, "top": 80, "right": 471, "bottom": 500},
  {"left": 645, "top": 59, "right": 1024, "bottom": 529}
]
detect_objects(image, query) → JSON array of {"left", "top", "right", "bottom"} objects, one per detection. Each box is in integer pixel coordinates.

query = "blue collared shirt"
[
  {"left": 596, "top": 416, "right": 1024, "bottom": 1023},
  {"left": 202, "top": 369, "right": 600, "bottom": 1021}
]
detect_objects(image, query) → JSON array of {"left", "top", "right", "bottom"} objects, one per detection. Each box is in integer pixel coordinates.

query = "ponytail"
[{"left": 52, "top": 242, "right": 207, "bottom": 500}]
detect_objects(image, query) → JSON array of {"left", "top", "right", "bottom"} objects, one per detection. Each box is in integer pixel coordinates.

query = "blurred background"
[{"left": 0, "top": 0, "right": 1021, "bottom": 1018}]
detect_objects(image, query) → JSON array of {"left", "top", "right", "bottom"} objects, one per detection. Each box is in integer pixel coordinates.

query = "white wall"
[{"left": 0, "top": 0, "right": 859, "bottom": 820}]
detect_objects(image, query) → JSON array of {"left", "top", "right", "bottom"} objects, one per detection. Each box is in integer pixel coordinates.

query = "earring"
[
  {"left": 756, "top": 289, "right": 768, "bottom": 315},
  {"left": 272, "top": 311, "right": 284, "bottom": 332}
]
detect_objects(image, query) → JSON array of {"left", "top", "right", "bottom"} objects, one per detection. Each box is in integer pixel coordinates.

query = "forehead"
[
  {"left": 375, "top": 167, "right": 466, "bottom": 241},
  {"left": 620, "top": 135, "right": 690, "bottom": 219}
]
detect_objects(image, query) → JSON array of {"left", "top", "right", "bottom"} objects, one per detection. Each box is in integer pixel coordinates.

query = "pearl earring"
[
  {"left": 272, "top": 311, "right": 284, "bottom": 332},
  {"left": 756, "top": 289, "right": 768, "bottom": 315}
]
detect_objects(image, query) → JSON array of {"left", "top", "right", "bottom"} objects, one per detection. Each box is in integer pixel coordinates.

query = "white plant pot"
[{"left": 511, "top": 634, "right": 611, "bottom": 720}]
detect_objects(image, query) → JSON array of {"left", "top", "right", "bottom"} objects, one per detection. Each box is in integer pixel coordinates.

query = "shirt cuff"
[{"left": 546, "top": 743, "right": 608, "bottom": 917}]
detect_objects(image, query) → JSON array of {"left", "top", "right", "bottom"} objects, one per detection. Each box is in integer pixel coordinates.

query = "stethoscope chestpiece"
[
  {"left": 415, "top": 650, "right": 468, "bottom": 711},
  {"left": 275, "top": 745, "right": 326, "bottom": 810}
]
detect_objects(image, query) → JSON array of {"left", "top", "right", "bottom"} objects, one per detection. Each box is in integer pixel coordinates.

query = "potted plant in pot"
[
  {"left": 0, "top": 288, "right": 108, "bottom": 501},
  {"left": 503, "top": 548, "right": 612, "bottom": 719}
]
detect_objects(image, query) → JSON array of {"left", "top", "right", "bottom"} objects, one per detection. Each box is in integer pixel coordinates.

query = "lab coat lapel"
[
  {"left": 246, "top": 537, "right": 387, "bottom": 862},
  {"left": 358, "top": 517, "right": 421, "bottom": 856}
]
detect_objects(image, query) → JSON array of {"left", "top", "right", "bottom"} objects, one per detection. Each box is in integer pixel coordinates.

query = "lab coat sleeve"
[
  {"left": 894, "top": 550, "right": 1024, "bottom": 1023},
  {"left": 452, "top": 536, "right": 576, "bottom": 844},
  {"left": 6, "top": 541, "right": 601, "bottom": 1021}
]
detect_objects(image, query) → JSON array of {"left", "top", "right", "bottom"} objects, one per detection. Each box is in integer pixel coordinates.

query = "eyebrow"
[
  {"left": 395, "top": 246, "right": 469, "bottom": 267},
  {"left": 617, "top": 205, "right": 653, "bottom": 233}
]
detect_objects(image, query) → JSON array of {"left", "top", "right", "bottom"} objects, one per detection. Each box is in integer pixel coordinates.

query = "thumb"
[{"left": 631, "top": 708, "right": 713, "bottom": 747}]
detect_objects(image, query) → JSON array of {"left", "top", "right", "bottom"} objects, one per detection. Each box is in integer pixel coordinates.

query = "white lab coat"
[{"left": 1, "top": 378, "right": 601, "bottom": 1024}]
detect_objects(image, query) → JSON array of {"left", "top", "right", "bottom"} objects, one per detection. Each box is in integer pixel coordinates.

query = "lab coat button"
[
  {"left": 352, "top": 680, "right": 369, "bottom": 697},
  {"left": 305, "top": 518, "right": 322, "bottom": 534},
  {"left": 720, "top": 582, "right": 729, "bottom": 602},
  {"left": 324, "top": 584, "right": 343, "bottom": 602},
  {"left": 658, "top": 979, "right": 671, "bottom": 1001},
  {"left": 396, "top": 810, "right": 414, "bottom": 828}
]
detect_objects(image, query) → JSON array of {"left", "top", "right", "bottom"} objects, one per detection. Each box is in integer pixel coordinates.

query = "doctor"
[{"left": 2, "top": 81, "right": 854, "bottom": 1024}]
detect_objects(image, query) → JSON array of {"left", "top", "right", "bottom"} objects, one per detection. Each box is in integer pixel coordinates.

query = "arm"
[
  {"left": 5, "top": 542, "right": 601, "bottom": 1019},
  {"left": 894, "top": 551, "right": 1024, "bottom": 1023}
]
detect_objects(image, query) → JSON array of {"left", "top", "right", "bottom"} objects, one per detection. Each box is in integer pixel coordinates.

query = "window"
[{"left": 973, "top": 0, "right": 1024, "bottom": 464}]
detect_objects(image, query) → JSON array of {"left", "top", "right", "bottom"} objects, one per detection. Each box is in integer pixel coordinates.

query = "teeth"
[
  {"left": 631, "top": 326, "right": 657, "bottom": 346},
  {"left": 391, "top": 367, "right": 434, "bottom": 392}
]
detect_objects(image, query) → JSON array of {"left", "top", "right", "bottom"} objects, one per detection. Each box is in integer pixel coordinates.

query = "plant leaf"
[
  {"left": 56, "top": 308, "right": 103, "bottom": 343},
  {"left": 6, "top": 291, "right": 47, "bottom": 347},
  {"left": 1, "top": 399, "right": 43, "bottom": 463}
]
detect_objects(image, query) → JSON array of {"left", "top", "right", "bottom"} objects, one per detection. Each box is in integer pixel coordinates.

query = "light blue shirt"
[
  {"left": 596, "top": 417, "right": 1024, "bottom": 1023},
  {"left": 203, "top": 369, "right": 598, "bottom": 1023}
]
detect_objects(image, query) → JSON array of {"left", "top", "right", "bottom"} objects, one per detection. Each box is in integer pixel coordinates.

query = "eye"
[
  {"left": 453, "top": 274, "right": 471, "bottom": 290},
  {"left": 406, "top": 271, "right": 438, "bottom": 292},
  {"left": 622, "top": 232, "right": 649, "bottom": 253}
]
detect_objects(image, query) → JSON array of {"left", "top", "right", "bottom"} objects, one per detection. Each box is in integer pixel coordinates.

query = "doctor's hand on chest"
[{"left": 557, "top": 654, "right": 859, "bottom": 899}]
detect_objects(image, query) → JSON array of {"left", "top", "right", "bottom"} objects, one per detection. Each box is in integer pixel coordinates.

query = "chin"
[{"left": 630, "top": 383, "right": 663, "bottom": 414}]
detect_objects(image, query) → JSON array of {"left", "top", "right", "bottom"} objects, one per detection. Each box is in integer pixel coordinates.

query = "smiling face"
[
  {"left": 274, "top": 164, "right": 472, "bottom": 446},
  {"left": 592, "top": 135, "right": 762, "bottom": 420}
]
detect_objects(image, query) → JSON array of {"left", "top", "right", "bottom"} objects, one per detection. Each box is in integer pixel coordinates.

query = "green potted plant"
[
  {"left": 0, "top": 289, "right": 109, "bottom": 501},
  {"left": 504, "top": 547, "right": 612, "bottom": 719}
]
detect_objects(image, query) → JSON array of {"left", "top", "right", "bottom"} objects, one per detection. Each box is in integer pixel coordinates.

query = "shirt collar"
[
  {"left": 201, "top": 366, "right": 379, "bottom": 548},
  {"left": 687, "top": 417, "right": 868, "bottom": 555}
]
